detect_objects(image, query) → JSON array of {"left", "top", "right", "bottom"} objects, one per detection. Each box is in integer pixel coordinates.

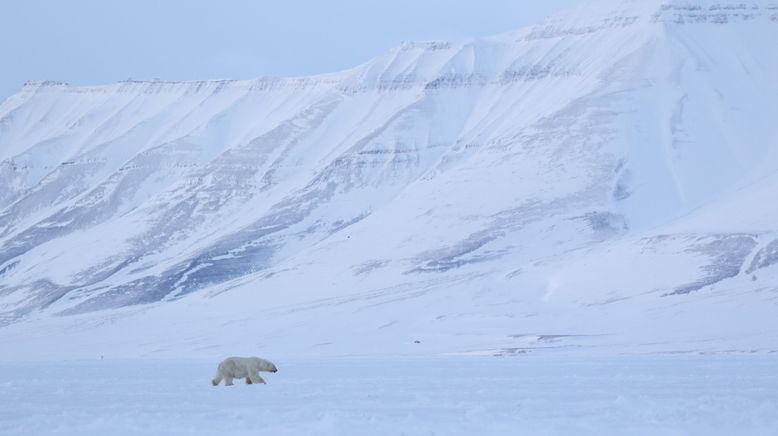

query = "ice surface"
[{"left": 1, "top": 356, "right": 777, "bottom": 436}]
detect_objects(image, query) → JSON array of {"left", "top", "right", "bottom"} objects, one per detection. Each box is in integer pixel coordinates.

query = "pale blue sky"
[{"left": 0, "top": 0, "right": 582, "bottom": 100}]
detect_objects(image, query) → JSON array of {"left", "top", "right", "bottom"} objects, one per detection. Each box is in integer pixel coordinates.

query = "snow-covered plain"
[{"left": 2, "top": 356, "right": 777, "bottom": 436}]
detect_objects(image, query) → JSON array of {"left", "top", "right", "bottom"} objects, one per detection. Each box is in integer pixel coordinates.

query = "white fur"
[{"left": 212, "top": 356, "right": 278, "bottom": 386}]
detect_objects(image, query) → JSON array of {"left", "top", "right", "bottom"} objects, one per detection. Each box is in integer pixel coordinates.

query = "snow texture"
[{"left": 1, "top": 357, "right": 777, "bottom": 436}]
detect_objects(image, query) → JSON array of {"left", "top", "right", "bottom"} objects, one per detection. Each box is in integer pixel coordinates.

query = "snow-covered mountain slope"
[{"left": 1, "top": 0, "right": 777, "bottom": 358}]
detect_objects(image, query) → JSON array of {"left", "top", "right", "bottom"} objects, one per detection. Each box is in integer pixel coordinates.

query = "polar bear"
[{"left": 212, "top": 356, "right": 278, "bottom": 386}]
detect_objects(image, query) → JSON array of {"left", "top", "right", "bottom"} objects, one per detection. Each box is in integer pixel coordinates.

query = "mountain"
[{"left": 1, "top": 0, "right": 777, "bottom": 359}]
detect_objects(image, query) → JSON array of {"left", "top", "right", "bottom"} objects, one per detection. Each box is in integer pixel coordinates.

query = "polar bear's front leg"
[
  {"left": 225, "top": 376, "right": 234, "bottom": 386},
  {"left": 249, "top": 372, "right": 266, "bottom": 384}
]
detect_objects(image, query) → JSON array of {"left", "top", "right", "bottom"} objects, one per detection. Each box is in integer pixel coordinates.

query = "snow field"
[{"left": 1, "top": 355, "right": 777, "bottom": 436}]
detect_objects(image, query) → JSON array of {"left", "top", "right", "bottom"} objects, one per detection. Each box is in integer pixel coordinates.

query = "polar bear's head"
[{"left": 253, "top": 357, "right": 278, "bottom": 373}]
